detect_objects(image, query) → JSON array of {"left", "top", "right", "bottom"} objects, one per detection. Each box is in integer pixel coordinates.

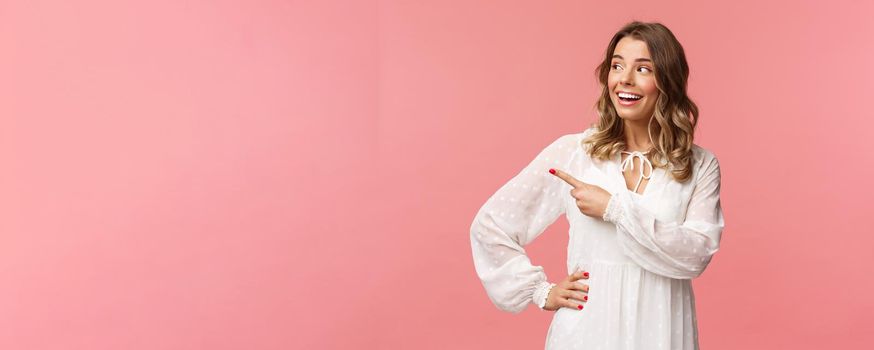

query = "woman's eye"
[{"left": 612, "top": 64, "right": 651, "bottom": 73}]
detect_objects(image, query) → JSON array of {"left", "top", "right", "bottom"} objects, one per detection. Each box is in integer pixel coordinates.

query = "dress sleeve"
[
  {"left": 603, "top": 152, "right": 725, "bottom": 279},
  {"left": 469, "top": 134, "right": 576, "bottom": 313}
]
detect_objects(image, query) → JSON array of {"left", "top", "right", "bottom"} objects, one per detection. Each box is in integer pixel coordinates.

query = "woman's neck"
[{"left": 623, "top": 118, "right": 654, "bottom": 152}]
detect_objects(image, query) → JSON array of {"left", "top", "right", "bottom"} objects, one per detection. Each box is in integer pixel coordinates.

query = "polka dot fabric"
[{"left": 470, "top": 127, "right": 725, "bottom": 349}]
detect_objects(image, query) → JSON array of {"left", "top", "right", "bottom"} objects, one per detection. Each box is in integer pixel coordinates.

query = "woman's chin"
[{"left": 615, "top": 112, "right": 651, "bottom": 123}]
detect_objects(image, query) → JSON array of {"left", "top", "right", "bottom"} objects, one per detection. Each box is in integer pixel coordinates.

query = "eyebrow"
[{"left": 612, "top": 54, "right": 652, "bottom": 63}]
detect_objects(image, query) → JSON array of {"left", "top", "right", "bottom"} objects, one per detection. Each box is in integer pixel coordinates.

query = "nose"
[{"left": 620, "top": 69, "right": 634, "bottom": 86}]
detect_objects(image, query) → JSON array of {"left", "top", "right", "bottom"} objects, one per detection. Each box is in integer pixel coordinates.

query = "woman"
[{"left": 469, "top": 21, "right": 724, "bottom": 349}]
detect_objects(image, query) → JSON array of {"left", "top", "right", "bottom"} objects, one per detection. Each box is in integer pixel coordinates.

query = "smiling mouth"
[
  {"left": 617, "top": 92, "right": 644, "bottom": 102},
  {"left": 616, "top": 93, "right": 643, "bottom": 106}
]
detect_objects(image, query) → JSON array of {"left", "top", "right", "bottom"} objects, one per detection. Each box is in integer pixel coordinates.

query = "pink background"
[{"left": 1, "top": 0, "right": 872, "bottom": 349}]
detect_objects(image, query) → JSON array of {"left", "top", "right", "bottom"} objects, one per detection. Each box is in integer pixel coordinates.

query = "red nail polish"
[
  {"left": 578, "top": 305, "right": 583, "bottom": 310},
  {"left": 583, "top": 272, "right": 589, "bottom": 277},
  {"left": 549, "top": 168, "right": 556, "bottom": 174},
  {"left": 584, "top": 296, "right": 588, "bottom": 301}
]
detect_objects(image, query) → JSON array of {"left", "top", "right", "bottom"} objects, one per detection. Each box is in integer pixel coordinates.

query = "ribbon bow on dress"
[{"left": 620, "top": 150, "right": 654, "bottom": 194}]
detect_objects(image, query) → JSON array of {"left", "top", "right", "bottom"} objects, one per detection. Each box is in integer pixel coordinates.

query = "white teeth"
[{"left": 618, "top": 92, "right": 642, "bottom": 99}]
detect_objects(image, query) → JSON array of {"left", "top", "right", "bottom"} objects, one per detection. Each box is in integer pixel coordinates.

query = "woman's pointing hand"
[{"left": 549, "top": 168, "right": 612, "bottom": 220}]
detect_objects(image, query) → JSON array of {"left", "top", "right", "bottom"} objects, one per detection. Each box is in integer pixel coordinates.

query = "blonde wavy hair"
[{"left": 582, "top": 21, "right": 699, "bottom": 182}]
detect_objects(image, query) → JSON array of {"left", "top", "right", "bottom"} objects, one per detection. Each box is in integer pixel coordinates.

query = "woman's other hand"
[{"left": 543, "top": 269, "right": 590, "bottom": 311}]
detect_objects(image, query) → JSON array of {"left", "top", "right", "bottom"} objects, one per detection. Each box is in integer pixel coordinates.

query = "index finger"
[
  {"left": 549, "top": 168, "right": 583, "bottom": 188},
  {"left": 568, "top": 269, "right": 589, "bottom": 281}
]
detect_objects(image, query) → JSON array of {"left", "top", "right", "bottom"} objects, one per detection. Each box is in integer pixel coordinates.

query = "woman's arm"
[
  {"left": 603, "top": 154, "right": 724, "bottom": 279},
  {"left": 470, "top": 134, "right": 576, "bottom": 313}
]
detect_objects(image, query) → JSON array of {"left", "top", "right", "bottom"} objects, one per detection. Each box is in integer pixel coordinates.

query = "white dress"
[{"left": 469, "top": 127, "right": 725, "bottom": 350}]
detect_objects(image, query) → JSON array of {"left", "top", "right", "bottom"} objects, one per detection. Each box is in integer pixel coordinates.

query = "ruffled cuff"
[
  {"left": 532, "top": 280, "right": 556, "bottom": 310},
  {"left": 602, "top": 192, "right": 627, "bottom": 223}
]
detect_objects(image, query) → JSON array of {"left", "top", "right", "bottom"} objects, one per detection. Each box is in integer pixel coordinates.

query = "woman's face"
[{"left": 608, "top": 36, "right": 659, "bottom": 123}]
